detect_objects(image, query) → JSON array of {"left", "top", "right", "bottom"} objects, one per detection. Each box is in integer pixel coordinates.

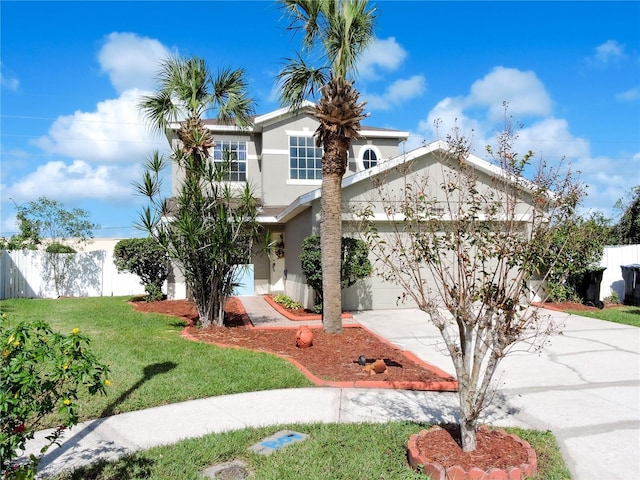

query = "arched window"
[{"left": 363, "top": 148, "right": 378, "bottom": 169}]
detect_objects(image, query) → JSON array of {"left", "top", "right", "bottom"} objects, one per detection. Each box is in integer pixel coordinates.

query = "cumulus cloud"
[
  {"left": 589, "top": 40, "right": 626, "bottom": 66},
  {"left": 4, "top": 32, "right": 173, "bottom": 218},
  {"left": 358, "top": 37, "right": 407, "bottom": 79},
  {"left": 516, "top": 117, "right": 590, "bottom": 160},
  {"left": 366, "top": 75, "right": 426, "bottom": 110},
  {"left": 34, "top": 89, "right": 167, "bottom": 163},
  {"left": 1, "top": 62, "right": 20, "bottom": 91},
  {"left": 410, "top": 66, "right": 596, "bottom": 175},
  {"left": 468, "top": 67, "right": 552, "bottom": 120},
  {"left": 98, "top": 32, "right": 172, "bottom": 93},
  {"left": 3, "top": 160, "right": 138, "bottom": 204}
]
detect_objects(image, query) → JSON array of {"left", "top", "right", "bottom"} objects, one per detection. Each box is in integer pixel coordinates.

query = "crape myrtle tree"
[
  {"left": 137, "top": 55, "right": 260, "bottom": 327},
  {"left": 300, "top": 234, "right": 372, "bottom": 310},
  {"left": 9, "top": 197, "right": 98, "bottom": 296},
  {"left": 278, "top": 0, "right": 376, "bottom": 334},
  {"left": 354, "top": 117, "right": 584, "bottom": 452},
  {"left": 113, "top": 237, "right": 169, "bottom": 302}
]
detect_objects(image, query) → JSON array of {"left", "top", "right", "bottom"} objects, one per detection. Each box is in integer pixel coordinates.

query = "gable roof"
[
  {"left": 268, "top": 140, "right": 529, "bottom": 224},
  {"left": 170, "top": 101, "right": 409, "bottom": 139}
]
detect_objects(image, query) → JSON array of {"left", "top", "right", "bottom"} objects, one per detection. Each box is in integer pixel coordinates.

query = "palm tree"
[
  {"left": 138, "top": 55, "right": 256, "bottom": 327},
  {"left": 278, "top": 0, "right": 376, "bottom": 334}
]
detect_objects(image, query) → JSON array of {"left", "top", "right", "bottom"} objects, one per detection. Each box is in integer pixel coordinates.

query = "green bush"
[
  {"left": 44, "top": 242, "right": 76, "bottom": 254},
  {"left": 113, "top": 238, "right": 169, "bottom": 302},
  {"left": 0, "top": 315, "right": 110, "bottom": 479},
  {"left": 300, "top": 235, "right": 372, "bottom": 302}
]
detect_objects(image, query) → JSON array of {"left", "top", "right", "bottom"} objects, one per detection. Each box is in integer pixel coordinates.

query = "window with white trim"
[
  {"left": 213, "top": 140, "right": 247, "bottom": 182},
  {"left": 357, "top": 145, "right": 382, "bottom": 171},
  {"left": 289, "top": 136, "right": 322, "bottom": 180},
  {"left": 362, "top": 147, "right": 378, "bottom": 169}
]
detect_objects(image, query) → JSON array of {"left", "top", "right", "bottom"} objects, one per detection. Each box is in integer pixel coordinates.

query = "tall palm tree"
[
  {"left": 278, "top": 0, "right": 376, "bottom": 334},
  {"left": 138, "top": 55, "right": 256, "bottom": 327}
]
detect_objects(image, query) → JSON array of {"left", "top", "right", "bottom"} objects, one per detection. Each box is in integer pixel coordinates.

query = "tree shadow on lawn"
[{"left": 35, "top": 362, "right": 176, "bottom": 477}]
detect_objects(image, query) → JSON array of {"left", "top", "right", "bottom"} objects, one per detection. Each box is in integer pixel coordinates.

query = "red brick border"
[
  {"left": 181, "top": 299, "right": 458, "bottom": 392},
  {"left": 263, "top": 295, "right": 353, "bottom": 321},
  {"left": 407, "top": 425, "right": 538, "bottom": 479}
]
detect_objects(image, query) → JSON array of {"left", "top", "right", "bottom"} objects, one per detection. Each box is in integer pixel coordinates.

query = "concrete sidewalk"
[{"left": 20, "top": 298, "right": 640, "bottom": 479}]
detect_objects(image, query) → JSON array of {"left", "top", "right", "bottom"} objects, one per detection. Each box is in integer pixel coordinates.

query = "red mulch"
[
  {"left": 130, "top": 297, "right": 537, "bottom": 474},
  {"left": 130, "top": 297, "right": 454, "bottom": 386}
]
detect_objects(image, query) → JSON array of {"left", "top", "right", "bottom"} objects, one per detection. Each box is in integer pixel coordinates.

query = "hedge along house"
[{"left": 165, "top": 102, "right": 541, "bottom": 310}]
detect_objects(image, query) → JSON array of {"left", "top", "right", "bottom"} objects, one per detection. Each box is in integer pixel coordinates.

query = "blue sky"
[{"left": 1, "top": 1, "right": 639, "bottom": 239}]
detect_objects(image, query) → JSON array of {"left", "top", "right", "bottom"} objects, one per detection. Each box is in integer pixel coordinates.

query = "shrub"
[
  {"left": 44, "top": 242, "right": 76, "bottom": 254},
  {"left": 0, "top": 315, "right": 110, "bottom": 479},
  {"left": 113, "top": 238, "right": 169, "bottom": 302},
  {"left": 300, "top": 235, "right": 372, "bottom": 302},
  {"left": 272, "top": 294, "right": 302, "bottom": 310}
]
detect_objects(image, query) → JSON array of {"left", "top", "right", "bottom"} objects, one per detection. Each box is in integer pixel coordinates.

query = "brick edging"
[{"left": 181, "top": 299, "right": 458, "bottom": 393}]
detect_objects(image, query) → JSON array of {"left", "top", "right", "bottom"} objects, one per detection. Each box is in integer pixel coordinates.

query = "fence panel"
[
  {"left": 600, "top": 244, "right": 640, "bottom": 301},
  {"left": 0, "top": 250, "right": 144, "bottom": 299}
]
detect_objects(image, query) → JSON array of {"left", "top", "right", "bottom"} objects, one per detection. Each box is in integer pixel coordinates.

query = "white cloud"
[
  {"left": 98, "top": 32, "right": 172, "bottom": 93},
  {"left": 417, "top": 96, "right": 485, "bottom": 146},
  {"left": 616, "top": 86, "right": 640, "bottom": 101},
  {"left": 516, "top": 117, "right": 590, "bottom": 160},
  {"left": 35, "top": 89, "right": 167, "bottom": 163},
  {"left": 0, "top": 62, "right": 20, "bottom": 91},
  {"left": 4, "top": 160, "right": 138, "bottom": 204},
  {"left": 366, "top": 75, "right": 426, "bottom": 110},
  {"left": 590, "top": 40, "right": 626, "bottom": 66},
  {"left": 358, "top": 37, "right": 407, "bottom": 79},
  {"left": 468, "top": 67, "right": 552, "bottom": 120}
]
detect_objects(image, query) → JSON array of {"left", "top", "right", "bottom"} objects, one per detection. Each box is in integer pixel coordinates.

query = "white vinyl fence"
[
  {"left": 1, "top": 245, "right": 638, "bottom": 302},
  {"left": 0, "top": 250, "right": 145, "bottom": 299},
  {"left": 599, "top": 244, "right": 640, "bottom": 301}
]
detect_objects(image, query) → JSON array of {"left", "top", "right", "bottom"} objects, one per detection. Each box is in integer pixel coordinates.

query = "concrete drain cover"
[
  {"left": 200, "top": 460, "right": 249, "bottom": 479},
  {"left": 249, "top": 430, "right": 309, "bottom": 455}
]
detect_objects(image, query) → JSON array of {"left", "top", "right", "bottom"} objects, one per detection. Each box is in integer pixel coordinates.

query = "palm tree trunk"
[{"left": 321, "top": 172, "right": 343, "bottom": 334}]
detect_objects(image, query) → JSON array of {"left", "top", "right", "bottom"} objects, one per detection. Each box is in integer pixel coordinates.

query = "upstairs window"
[
  {"left": 213, "top": 140, "right": 247, "bottom": 182},
  {"left": 357, "top": 145, "right": 382, "bottom": 171},
  {"left": 290, "top": 136, "right": 322, "bottom": 180},
  {"left": 363, "top": 148, "right": 378, "bottom": 169}
]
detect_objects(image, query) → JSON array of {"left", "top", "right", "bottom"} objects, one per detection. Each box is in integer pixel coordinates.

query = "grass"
[
  {"left": 53, "top": 422, "right": 571, "bottom": 480},
  {"left": 565, "top": 305, "right": 640, "bottom": 327},
  {"left": 2, "top": 296, "right": 572, "bottom": 478},
  {"left": 0, "top": 296, "right": 312, "bottom": 425}
]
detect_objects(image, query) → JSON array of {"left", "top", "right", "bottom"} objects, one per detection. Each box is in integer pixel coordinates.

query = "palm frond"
[
  {"left": 277, "top": 54, "right": 328, "bottom": 109},
  {"left": 210, "top": 67, "right": 255, "bottom": 127}
]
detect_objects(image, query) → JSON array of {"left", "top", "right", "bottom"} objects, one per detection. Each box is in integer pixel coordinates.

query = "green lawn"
[
  {"left": 2, "top": 296, "right": 571, "bottom": 479},
  {"left": 54, "top": 422, "right": 571, "bottom": 480},
  {"left": 565, "top": 305, "right": 640, "bottom": 327},
  {"left": 0, "top": 296, "right": 312, "bottom": 425}
]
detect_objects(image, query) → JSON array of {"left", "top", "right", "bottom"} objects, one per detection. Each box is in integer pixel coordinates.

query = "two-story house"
[{"left": 165, "top": 101, "right": 540, "bottom": 310}]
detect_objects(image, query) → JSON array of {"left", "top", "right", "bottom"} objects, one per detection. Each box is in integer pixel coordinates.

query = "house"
[{"left": 165, "top": 102, "right": 540, "bottom": 310}]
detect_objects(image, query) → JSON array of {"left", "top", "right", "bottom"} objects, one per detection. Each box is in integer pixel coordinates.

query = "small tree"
[
  {"left": 1, "top": 315, "right": 110, "bottom": 478},
  {"left": 0, "top": 211, "right": 41, "bottom": 251},
  {"left": 355, "top": 117, "right": 584, "bottom": 452},
  {"left": 541, "top": 212, "right": 609, "bottom": 302},
  {"left": 12, "top": 198, "right": 97, "bottom": 296},
  {"left": 113, "top": 238, "right": 169, "bottom": 302},
  {"left": 609, "top": 185, "right": 640, "bottom": 245},
  {"left": 136, "top": 55, "right": 258, "bottom": 327},
  {"left": 300, "top": 235, "right": 372, "bottom": 308}
]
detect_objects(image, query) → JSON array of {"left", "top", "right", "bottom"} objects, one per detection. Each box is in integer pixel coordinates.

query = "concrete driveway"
[{"left": 354, "top": 307, "right": 640, "bottom": 480}]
